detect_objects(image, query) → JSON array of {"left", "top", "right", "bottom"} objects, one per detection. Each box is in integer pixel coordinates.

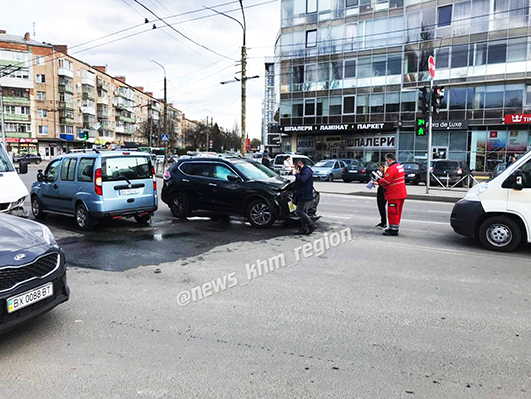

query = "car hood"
[
  {"left": 250, "top": 175, "right": 294, "bottom": 190},
  {"left": 312, "top": 167, "right": 332, "bottom": 172},
  {"left": 0, "top": 213, "right": 46, "bottom": 255}
]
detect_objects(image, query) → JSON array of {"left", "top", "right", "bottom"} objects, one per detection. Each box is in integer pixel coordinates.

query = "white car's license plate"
[
  {"left": 119, "top": 188, "right": 142, "bottom": 195},
  {"left": 349, "top": 170, "right": 357, "bottom": 173},
  {"left": 7, "top": 283, "right": 53, "bottom": 313}
]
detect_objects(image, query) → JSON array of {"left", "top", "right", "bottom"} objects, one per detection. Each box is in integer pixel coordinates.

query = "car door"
[
  {"left": 40, "top": 158, "right": 62, "bottom": 210},
  {"left": 180, "top": 162, "right": 215, "bottom": 210},
  {"left": 58, "top": 157, "right": 78, "bottom": 213},
  {"left": 507, "top": 158, "right": 531, "bottom": 242},
  {"left": 210, "top": 163, "right": 243, "bottom": 212}
]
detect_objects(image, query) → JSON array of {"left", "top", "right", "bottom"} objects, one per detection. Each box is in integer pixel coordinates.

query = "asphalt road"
[{"left": 1, "top": 165, "right": 530, "bottom": 398}]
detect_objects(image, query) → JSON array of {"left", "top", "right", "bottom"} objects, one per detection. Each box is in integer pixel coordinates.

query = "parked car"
[
  {"left": 0, "top": 212, "right": 69, "bottom": 334},
  {"left": 272, "top": 154, "right": 314, "bottom": 175},
  {"left": 0, "top": 142, "right": 29, "bottom": 216},
  {"left": 13, "top": 153, "right": 42, "bottom": 164},
  {"left": 30, "top": 149, "right": 158, "bottom": 230},
  {"left": 342, "top": 161, "right": 380, "bottom": 183},
  {"left": 312, "top": 159, "right": 346, "bottom": 181},
  {"left": 430, "top": 160, "right": 472, "bottom": 187},
  {"left": 403, "top": 162, "right": 427, "bottom": 185},
  {"left": 340, "top": 159, "right": 361, "bottom": 167},
  {"left": 161, "top": 157, "right": 320, "bottom": 228},
  {"left": 451, "top": 149, "right": 531, "bottom": 252}
]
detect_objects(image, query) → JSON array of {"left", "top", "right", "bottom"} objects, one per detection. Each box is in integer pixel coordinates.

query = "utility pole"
[
  {"left": 150, "top": 59, "right": 167, "bottom": 156},
  {"left": 426, "top": 80, "right": 433, "bottom": 194},
  {"left": 241, "top": 41, "right": 247, "bottom": 157},
  {"left": 0, "top": 84, "right": 5, "bottom": 148}
]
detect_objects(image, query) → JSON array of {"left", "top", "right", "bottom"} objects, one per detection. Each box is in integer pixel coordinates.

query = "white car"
[
  {"left": 272, "top": 154, "right": 314, "bottom": 175},
  {"left": 0, "top": 142, "right": 28, "bottom": 216}
]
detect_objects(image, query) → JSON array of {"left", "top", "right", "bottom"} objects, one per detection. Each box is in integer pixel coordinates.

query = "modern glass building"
[{"left": 277, "top": 0, "right": 531, "bottom": 172}]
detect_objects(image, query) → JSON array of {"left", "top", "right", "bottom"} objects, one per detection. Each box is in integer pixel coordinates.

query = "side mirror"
[
  {"left": 514, "top": 169, "right": 524, "bottom": 191},
  {"left": 227, "top": 174, "right": 241, "bottom": 182},
  {"left": 18, "top": 161, "right": 28, "bottom": 175},
  {"left": 37, "top": 170, "right": 44, "bottom": 182}
]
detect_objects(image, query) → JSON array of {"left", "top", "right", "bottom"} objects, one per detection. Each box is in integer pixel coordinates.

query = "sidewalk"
[{"left": 314, "top": 181, "right": 466, "bottom": 203}]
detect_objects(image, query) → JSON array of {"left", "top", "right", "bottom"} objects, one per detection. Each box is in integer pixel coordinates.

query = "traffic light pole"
[{"left": 426, "top": 78, "right": 433, "bottom": 194}]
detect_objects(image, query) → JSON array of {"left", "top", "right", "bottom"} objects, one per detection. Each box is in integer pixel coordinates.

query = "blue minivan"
[{"left": 30, "top": 149, "right": 158, "bottom": 230}]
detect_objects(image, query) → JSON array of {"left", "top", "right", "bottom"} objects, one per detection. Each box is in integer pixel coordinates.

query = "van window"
[
  {"left": 274, "top": 155, "right": 288, "bottom": 165},
  {"left": 77, "top": 158, "right": 95, "bottom": 182},
  {"left": 521, "top": 159, "right": 531, "bottom": 188},
  {"left": 61, "top": 158, "right": 77, "bottom": 181},
  {"left": 46, "top": 159, "right": 61, "bottom": 182},
  {"left": 0, "top": 145, "right": 14, "bottom": 172},
  {"left": 102, "top": 156, "right": 151, "bottom": 181}
]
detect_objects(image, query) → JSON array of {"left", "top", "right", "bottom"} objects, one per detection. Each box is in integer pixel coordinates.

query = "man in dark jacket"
[
  {"left": 294, "top": 160, "right": 316, "bottom": 235},
  {"left": 262, "top": 154, "right": 270, "bottom": 168}
]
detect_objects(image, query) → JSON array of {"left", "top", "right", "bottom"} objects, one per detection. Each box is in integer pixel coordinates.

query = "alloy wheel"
[{"left": 250, "top": 203, "right": 272, "bottom": 226}]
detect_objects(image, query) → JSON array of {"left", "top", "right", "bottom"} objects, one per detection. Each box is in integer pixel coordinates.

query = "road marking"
[
  {"left": 320, "top": 214, "right": 352, "bottom": 220},
  {"left": 427, "top": 210, "right": 451, "bottom": 214}
]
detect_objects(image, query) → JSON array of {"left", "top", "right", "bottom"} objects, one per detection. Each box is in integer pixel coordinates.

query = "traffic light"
[
  {"left": 432, "top": 85, "right": 445, "bottom": 114},
  {"left": 418, "top": 87, "right": 430, "bottom": 116},
  {"left": 416, "top": 117, "right": 427, "bottom": 137}
]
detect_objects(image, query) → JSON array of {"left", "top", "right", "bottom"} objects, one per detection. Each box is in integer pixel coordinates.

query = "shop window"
[
  {"left": 488, "top": 41, "right": 507, "bottom": 64},
  {"left": 343, "top": 96, "right": 355, "bottom": 114},
  {"left": 438, "top": 5, "right": 452, "bottom": 27},
  {"left": 306, "top": 30, "right": 317, "bottom": 48},
  {"left": 344, "top": 60, "right": 356, "bottom": 78}
]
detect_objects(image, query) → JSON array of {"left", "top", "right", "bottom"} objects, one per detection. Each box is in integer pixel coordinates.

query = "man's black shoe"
[
  {"left": 376, "top": 222, "right": 386, "bottom": 229},
  {"left": 296, "top": 229, "right": 309, "bottom": 235},
  {"left": 383, "top": 229, "right": 398, "bottom": 236},
  {"left": 307, "top": 224, "right": 317, "bottom": 235}
]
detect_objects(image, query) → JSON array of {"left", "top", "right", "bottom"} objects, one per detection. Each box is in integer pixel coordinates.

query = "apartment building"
[
  {"left": 277, "top": 0, "right": 531, "bottom": 172},
  {"left": 0, "top": 30, "right": 184, "bottom": 159},
  {"left": 262, "top": 57, "right": 281, "bottom": 154}
]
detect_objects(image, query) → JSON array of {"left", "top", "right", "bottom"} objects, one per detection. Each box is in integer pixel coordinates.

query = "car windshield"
[
  {"left": 274, "top": 155, "right": 288, "bottom": 164},
  {"left": 234, "top": 161, "right": 278, "bottom": 180},
  {"left": 403, "top": 164, "right": 420, "bottom": 171},
  {"left": 0, "top": 145, "right": 14, "bottom": 172},
  {"left": 102, "top": 156, "right": 152, "bottom": 181},
  {"left": 314, "top": 161, "right": 334, "bottom": 168}
]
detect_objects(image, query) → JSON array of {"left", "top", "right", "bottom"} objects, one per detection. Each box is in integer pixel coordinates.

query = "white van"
[
  {"left": 0, "top": 142, "right": 28, "bottom": 216},
  {"left": 451, "top": 151, "right": 531, "bottom": 252}
]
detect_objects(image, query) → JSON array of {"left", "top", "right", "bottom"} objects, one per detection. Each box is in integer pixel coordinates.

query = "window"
[
  {"left": 370, "top": 94, "right": 384, "bottom": 113},
  {"left": 346, "top": 0, "right": 358, "bottom": 6},
  {"left": 58, "top": 59, "right": 73, "bottom": 70},
  {"left": 386, "top": 92, "right": 400, "bottom": 112},
  {"left": 438, "top": 5, "right": 452, "bottom": 27},
  {"left": 35, "top": 56, "right": 45, "bottom": 65},
  {"left": 488, "top": 41, "right": 507, "bottom": 64},
  {"left": 507, "top": 38, "right": 527, "bottom": 62},
  {"left": 485, "top": 85, "right": 504, "bottom": 108},
  {"left": 77, "top": 158, "right": 95, "bottom": 182},
  {"left": 344, "top": 60, "right": 356, "bottom": 78},
  {"left": 449, "top": 88, "right": 467, "bottom": 110},
  {"left": 436, "top": 48, "right": 449, "bottom": 68},
  {"left": 306, "top": 30, "right": 317, "bottom": 48},
  {"left": 45, "top": 160, "right": 61, "bottom": 182},
  {"left": 307, "top": 0, "right": 317, "bottom": 13},
  {"left": 343, "top": 96, "right": 355, "bottom": 114},
  {"left": 451, "top": 45, "right": 469, "bottom": 68},
  {"left": 37, "top": 109, "right": 47, "bottom": 118},
  {"left": 474, "top": 43, "right": 487, "bottom": 66},
  {"left": 36, "top": 91, "right": 46, "bottom": 101},
  {"left": 356, "top": 95, "right": 369, "bottom": 114},
  {"left": 372, "top": 57, "right": 386, "bottom": 77},
  {"left": 329, "top": 97, "right": 342, "bottom": 115},
  {"left": 304, "top": 99, "right": 316, "bottom": 116},
  {"left": 212, "top": 164, "right": 234, "bottom": 180},
  {"left": 387, "top": 56, "right": 401, "bottom": 75},
  {"left": 38, "top": 125, "right": 48, "bottom": 135},
  {"left": 504, "top": 84, "right": 524, "bottom": 107},
  {"left": 36, "top": 74, "right": 46, "bottom": 83},
  {"left": 60, "top": 158, "right": 77, "bottom": 181}
]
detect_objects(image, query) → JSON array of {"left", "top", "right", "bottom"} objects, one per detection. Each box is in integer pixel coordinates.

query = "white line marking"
[{"left": 320, "top": 214, "right": 352, "bottom": 220}]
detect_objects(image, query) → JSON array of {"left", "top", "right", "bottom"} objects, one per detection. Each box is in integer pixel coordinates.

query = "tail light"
[
  {"left": 342, "top": 168, "right": 346, "bottom": 173},
  {"left": 361, "top": 169, "right": 366, "bottom": 173},
  {"left": 94, "top": 168, "right": 102, "bottom": 195},
  {"left": 457, "top": 168, "right": 463, "bottom": 175},
  {"left": 163, "top": 170, "right": 170, "bottom": 180},
  {"left": 152, "top": 166, "right": 157, "bottom": 190}
]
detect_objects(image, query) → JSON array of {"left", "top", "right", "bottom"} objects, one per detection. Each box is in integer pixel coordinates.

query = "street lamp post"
[
  {"left": 205, "top": 1, "right": 247, "bottom": 157},
  {"left": 150, "top": 59, "right": 167, "bottom": 156}
]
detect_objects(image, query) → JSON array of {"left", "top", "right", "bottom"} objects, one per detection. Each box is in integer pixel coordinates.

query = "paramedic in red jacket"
[{"left": 375, "top": 153, "right": 407, "bottom": 236}]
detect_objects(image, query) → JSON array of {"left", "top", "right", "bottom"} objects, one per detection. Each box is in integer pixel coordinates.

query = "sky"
[{"left": 1, "top": 0, "right": 280, "bottom": 140}]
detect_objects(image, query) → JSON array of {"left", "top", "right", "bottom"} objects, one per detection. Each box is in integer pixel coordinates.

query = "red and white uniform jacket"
[{"left": 378, "top": 162, "right": 407, "bottom": 201}]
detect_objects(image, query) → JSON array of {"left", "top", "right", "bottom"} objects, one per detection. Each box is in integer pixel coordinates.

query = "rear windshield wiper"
[{"left": 118, "top": 174, "right": 132, "bottom": 185}]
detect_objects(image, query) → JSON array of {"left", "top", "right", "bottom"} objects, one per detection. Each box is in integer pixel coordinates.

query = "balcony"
[
  {"left": 82, "top": 91, "right": 95, "bottom": 101},
  {"left": 4, "top": 114, "right": 30, "bottom": 122},
  {"left": 58, "top": 67, "right": 74, "bottom": 78},
  {"left": 59, "top": 101, "right": 74, "bottom": 110},
  {"left": 58, "top": 83, "right": 74, "bottom": 94},
  {"left": 81, "top": 76, "right": 95, "bottom": 86},
  {"left": 80, "top": 105, "right": 96, "bottom": 115},
  {"left": 97, "top": 96, "right": 108, "bottom": 105},
  {"left": 115, "top": 124, "right": 125, "bottom": 133},
  {"left": 97, "top": 79, "right": 108, "bottom": 91},
  {"left": 60, "top": 117, "right": 74, "bottom": 125},
  {"left": 124, "top": 125, "right": 136, "bottom": 135},
  {"left": 116, "top": 114, "right": 135, "bottom": 124},
  {"left": 2, "top": 96, "right": 30, "bottom": 105},
  {"left": 97, "top": 109, "right": 108, "bottom": 118}
]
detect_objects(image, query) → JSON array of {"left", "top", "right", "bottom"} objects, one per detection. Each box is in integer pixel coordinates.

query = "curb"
[{"left": 319, "top": 190, "right": 461, "bottom": 203}]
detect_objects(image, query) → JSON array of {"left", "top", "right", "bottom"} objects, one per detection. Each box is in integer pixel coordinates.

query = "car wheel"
[
  {"left": 75, "top": 204, "right": 94, "bottom": 230},
  {"left": 31, "top": 196, "right": 47, "bottom": 219},
  {"left": 342, "top": 179, "right": 350, "bottom": 183},
  {"left": 247, "top": 199, "right": 276, "bottom": 228},
  {"left": 36, "top": 160, "right": 41, "bottom": 165},
  {"left": 478, "top": 216, "right": 521, "bottom": 252},
  {"left": 414, "top": 177, "right": 420, "bottom": 185},
  {"left": 326, "top": 174, "right": 333, "bottom": 182},
  {"left": 169, "top": 192, "right": 191, "bottom": 218},
  {"left": 134, "top": 214, "right": 151, "bottom": 224}
]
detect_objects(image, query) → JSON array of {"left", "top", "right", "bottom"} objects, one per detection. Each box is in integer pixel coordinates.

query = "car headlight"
[
  {"left": 408, "top": 174, "right": 416, "bottom": 177},
  {"left": 13, "top": 196, "right": 26, "bottom": 208},
  {"left": 41, "top": 225, "right": 57, "bottom": 245},
  {"left": 463, "top": 183, "right": 488, "bottom": 201}
]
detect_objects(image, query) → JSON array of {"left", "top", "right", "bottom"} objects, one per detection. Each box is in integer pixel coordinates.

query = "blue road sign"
[{"left": 161, "top": 134, "right": 169, "bottom": 142}]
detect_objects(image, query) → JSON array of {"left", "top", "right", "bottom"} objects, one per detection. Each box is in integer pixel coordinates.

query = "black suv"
[
  {"left": 430, "top": 160, "right": 472, "bottom": 187},
  {"left": 161, "top": 157, "right": 319, "bottom": 228}
]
